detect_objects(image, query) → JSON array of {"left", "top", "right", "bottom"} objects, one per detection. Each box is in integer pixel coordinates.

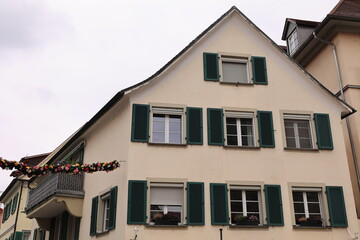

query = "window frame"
[
  {"left": 100, "top": 193, "right": 111, "bottom": 232},
  {"left": 223, "top": 109, "right": 259, "bottom": 148},
  {"left": 146, "top": 179, "right": 187, "bottom": 226},
  {"left": 281, "top": 111, "right": 317, "bottom": 150},
  {"left": 288, "top": 183, "right": 330, "bottom": 227},
  {"left": 219, "top": 53, "right": 252, "bottom": 84},
  {"left": 149, "top": 105, "right": 186, "bottom": 145},
  {"left": 287, "top": 28, "right": 299, "bottom": 56}
]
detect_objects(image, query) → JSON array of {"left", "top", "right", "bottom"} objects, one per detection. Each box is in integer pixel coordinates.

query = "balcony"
[{"left": 26, "top": 173, "right": 84, "bottom": 219}]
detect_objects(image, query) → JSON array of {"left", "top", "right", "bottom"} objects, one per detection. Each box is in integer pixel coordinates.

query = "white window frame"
[
  {"left": 150, "top": 107, "right": 185, "bottom": 144},
  {"left": 147, "top": 181, "right": 186, "bottom": 226},
  {"left": 227, "top": 183, "right": 265, "bottom": 226},
  {"left": 219, "top": 54, "right": 252, "bottom": 84},
  {"left": 287, "top": 28, "right": 299, "bottom": 56},
  {"left": 101, "top": 194, "right": 110, "bottom": 232},
  {"left": 291, "top": 187, "right": 325, "bottom": 227},
  {"left": 224, "top": 110, "right": 257, "bottom": 147},
  {"left": 283, "top": 113, "right": 314, "bottom": 149}
]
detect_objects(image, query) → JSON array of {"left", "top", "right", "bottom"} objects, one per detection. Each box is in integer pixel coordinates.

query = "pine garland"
[{"left": 0, "top": 157, "right": 121, "bottom": 177}]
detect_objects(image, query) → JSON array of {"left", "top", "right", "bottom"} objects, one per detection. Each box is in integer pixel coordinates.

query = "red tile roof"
[{"left": 329, "top": 0, "right": 360, "bottom": 18}]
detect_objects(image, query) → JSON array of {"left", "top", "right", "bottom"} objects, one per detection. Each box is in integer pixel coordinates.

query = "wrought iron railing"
[{"left": 26, "top": 173, "right": 84, "bottom": 213}]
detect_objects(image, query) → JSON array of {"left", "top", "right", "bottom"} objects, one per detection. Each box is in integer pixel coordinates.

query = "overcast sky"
[{"left": 0, "top": 0, "right": 339, "bottom": 192}]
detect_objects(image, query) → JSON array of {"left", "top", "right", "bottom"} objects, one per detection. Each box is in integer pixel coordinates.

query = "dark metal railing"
[{"left": 26, "top": 173, "right": 84, "bottom": 212}]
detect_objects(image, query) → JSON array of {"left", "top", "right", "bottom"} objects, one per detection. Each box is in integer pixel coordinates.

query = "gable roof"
[
  {"left": 281, "top": 18, "right": 320, "bottom": 40},
  {"left": 38, "top": 6, "right": 356, "bottom": 166}
]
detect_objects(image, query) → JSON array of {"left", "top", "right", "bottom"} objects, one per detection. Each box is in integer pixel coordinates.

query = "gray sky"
[{"left": 0, "top": 0, "right": 339, "bottom": 192}]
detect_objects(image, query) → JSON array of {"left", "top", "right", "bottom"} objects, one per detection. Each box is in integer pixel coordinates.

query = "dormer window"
[{"left": 287, "top": 29, "right": 299, "bottom": 56}]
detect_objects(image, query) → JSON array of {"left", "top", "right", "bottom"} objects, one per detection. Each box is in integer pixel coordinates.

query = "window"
[
  {"left": 101, "top": 194, "right": 111, "bottom": 231},
  {"left": 287, "top": 29, "right": 299, "bottom": 56},
  {"left": 284, "top": 114, "right": 313, "bottom": 149},
  {"left": 292, "top": 188, "right": 324, "bottom": 227},
  {"left": 225, "top": 111, "right": 255, "bottom": 147},
  {"left": 221, "top": 56, "right": 250, "bottom": 84},
  {"left": 58, "top": 142, "right": 84, "bottom": 165},
  {"left": 150, "top": 183, "right": 184, "bottom": 225},
  {"left": 151, "top": 107, "right": 183, "bottom": 144},
  {"left": 230, "top": 186, "right": 262, "bottom": 225}
]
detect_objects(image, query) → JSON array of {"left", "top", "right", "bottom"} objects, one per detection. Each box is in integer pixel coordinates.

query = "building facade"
[{"left": 24, "top": 5, "right": 359, "bottom": 240}]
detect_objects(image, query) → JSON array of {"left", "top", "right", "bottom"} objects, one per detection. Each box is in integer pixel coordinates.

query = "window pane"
[
  {"left": 241, "top": 125, "right": 253, "bottom": 136},
  {"left": 292, "top": 192, "right": 303, "bottom": 201},
  {"left": 308, "top": 203, "right": 320, "bottom": 213},
  {"left": 241, "top": 136, "right": 254, "bottom": 146},
  {"left": 245, "top": 191, "right": 258, "bottom": 201},
  {"left": 169, "top": 133, "right": 181, "bottom": 144},
  {"left": 227, "top": 136, "right": 238, "bottom": 146},
  {"left": 306, "top": 192, "right": 319, "bottom": 202},
  {"left": 294, "top": 203, "right": 305, "bottom": 213},
  {"left": 241, "top": 118, "right": 252, "bottom": 126},
  {"left": 286, "top": 138, "right": 296, "bottom": 148},
  {"left": 226, "top": 124, "right": 237, "bottom": 135},
  {"left": 153, "top": 132, "right": 165, "bottom": 143},
  {"left": 169, "top": 121, "right": 181, "bottom": 133},
  {"left": 230, "top": 190, "right": 242, "bottom": 200},
  {"left": 246, "top": 202, "right": 259, "bottom": 212},
  {"left": 222, "top": 61, "right": 248, "bottom": 83},
  {"left": 285, "top": 126, "right": 295, "bottom": 137},
  {"left": 298, "top": 126, "right": 311, "bottom": 138},
  {"left": 154, "top": 114, "right": 165, "bottom": 121},
  {"left": 226, "top": 118, "right": 236, "bottom": 125},
  {"left": 295, "top": 214, "right": 306, "bottom": 224},
  {"left": 299, "top": 138, "right": 312, "bottom": 149},
  {"left": 231, "top": 202, "right": 243, "bottom": 212},
  {"left": 153, "top": 120, "right": 165, "bottom": 132}
]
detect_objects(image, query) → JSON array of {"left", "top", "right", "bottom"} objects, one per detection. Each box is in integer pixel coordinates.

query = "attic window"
[
  {"left": 287, "top": 29, "right": 299, "bottom": 56},
  {"left": 221, "top": 57, "right": 249, "bottom": 84}
]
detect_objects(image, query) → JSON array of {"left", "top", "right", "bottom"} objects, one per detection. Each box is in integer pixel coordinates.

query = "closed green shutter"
[
  {"left": 207, "top": 108, "right": 224, "bottom": 145},
  {"left": 203, "top": 53, "right": 219, "bottom": 81},
  {"left": 11, "top": 193, "right": 19, "bottom": 215},
  {"left": 131, "top": 104, "right": 150, "bottom": 142},
  {"left": 187, "top": 107, "right": 203, "bottom": 145},
  {"left": 210, "top": 183, "right": 228, "bottom": 225},
  {"left": 257, "top": 111, "right": 275, "bottom": 147},
  {"left": 326, "top": 186, "right": 347, "bottom": 227},
  {"left": 74, "top": 218, "right": 81, "bottom": 240},
  {"left": 90, "top": 196, "right": 99, "bottom": 236},
  {"left": 8, "top": 199, "right": 12, "bottom": 219},
  {"left": 49, "top": 217, "right": 56, "bottom": 240},
  {"left": 127, "top": 180, "right": 147, "bottom": 224},
  {"left": 252, "top": 56, "right": 268, "bottom": 85},
  {"left": 14, "top": 232, "right": 23, "bottom": 240},
  {"left": 264, "top": 185, "right": 284, "bottom": 226},
  {"left": 59, "top": 211, "right": 68, "bottom": 240},
  {"left": 187, "top": 182, "right": 204, "bottom": 225},
  {"left": 109, "top": 186, "right": 118, "bottom": 230},
  {"left": 314, "top": 113, "right": 333, "bottom": 150}
]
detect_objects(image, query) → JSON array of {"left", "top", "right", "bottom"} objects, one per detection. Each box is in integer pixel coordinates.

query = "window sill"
[
  {"left": 95, "top": 230, "right": 110, "bottom": 236},
  {"left": 220, "top": 81, "right": 254, "bottom": 86},
  {"left": 284, "top": 147, "right": 319, "bottom": 152},
  {"left": 293, "top": 225, "right": 331, "bottom": 229},
  {"left": 148, "top": 142, "right": 187, "bottom": 147},
  {"left": 229, "top": 224, "right": 268, "bottom": 228},
  {"left": 224, "top": 146, "right": 260, "bottom": 150},
  {"left": 145, "top": 224, "right": 188, "bottom": 228}
]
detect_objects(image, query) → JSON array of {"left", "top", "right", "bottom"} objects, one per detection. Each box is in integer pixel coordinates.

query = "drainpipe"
[
  {"left": 13, "top": 180, "right": 24, "bottom": 236},
  {"left": 219, "top": 228, "right": 223, "bottom": 240},
  {"left": 313, "top": 33, "right": 360, "bottom": 193}
]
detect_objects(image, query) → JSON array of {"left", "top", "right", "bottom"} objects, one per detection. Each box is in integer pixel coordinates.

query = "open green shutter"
[
  {"left": 49, "top": 218, "right": 56, "bottom": 240},
  {"left": 128, "top": 180, "right": 147, "bottom": 224},
  {"left": 109, "top": 186, "right": 118, "bottom": 230},
  {"left": 187, "top": 182, "right": 204, "bottom": 225},
  {"left": 14, "top": 232, "right": 23, "bottom": 240},
  {"left": 257, "top": 111, "right": 275, "bottom": 147},
  {"left": 326, "top": 186, "right": 348, "bottom": 227},
  {"left": 187, "top": 107, "right": 203, "bottom": 145},
  {"left": 59, "top": 211, "right": 68, "bottom": 240},
  {"left": 203, "top": 53, "right": 219, "bottom": 81},
  {"left": 11, "top": 193, "right": 18, "bottom": 215},
  {"left": 252, "top": 56, "right": 268, "bottom": 84},
  {"left": 131, "top": 104, "right": 150, "bottom": 142},
  {"left": 264, "top": 185, "right": 284, "bottom": 226},
  {"left": 90, "top": 196, "right": 98, "bottom": 236},
  {"left": 74, "top": 218, "right": 81, "bottom": 240},
  {"left": 314, "top": 113, "right": 333, "bottom": 150},
  {"left": 32, "top": 229, "right": 37, "bottom": 240},
  {"left": 210, "top": 183, "right": 228, "bottom": 225},
  {"left": 207, "top": 108, "right": 224, "bottom": 145}
]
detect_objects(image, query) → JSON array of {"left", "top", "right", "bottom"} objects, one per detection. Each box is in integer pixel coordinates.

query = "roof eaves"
[{"left": 0, "top": 179, "right": 17, "bottom": 202}]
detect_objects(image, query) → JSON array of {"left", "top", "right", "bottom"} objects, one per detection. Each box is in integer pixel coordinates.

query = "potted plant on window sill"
[
  {"left": 234, "top": 215, "right": 260, "bottom": 226},
  {"left": 152, "top": 213, "right": 180, "bottom": 225},
  {"left": 297, "top": 216, "right": 323, "bottom": 227}
]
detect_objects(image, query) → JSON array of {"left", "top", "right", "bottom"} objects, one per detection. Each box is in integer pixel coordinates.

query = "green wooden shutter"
[
  {"left": 59, "top": 211, "right": 68, "bottom": 240},
  {"left": 257, "top": 111, "right": 275, "bottom": 147},
  {"left": 127, "top": 180, "right": 147, "bottom": 224},
  {"left": 210, "top": 183, "right": 228, "bottom": 225},
  {"left": 90, "top": 196, "right": 99, "bottom": 236},
  {"left": 8, "top": 199, "right": 12, "bottom": 219},
  {"left": 207, "top": 108, "right": 224, "bottom": 145},
  {"left": 74, "top": 218, "right": 81, "bottom": 240},
  {"left": 131, "top": 104, "right": 150, "bottom": 142},
  {"left": 203, "top": 53, "right": 219, "bottom": 81},
  {"left": 252, "top": 56, "right": 268, "bottom": 85},
  {"left": 314, "top": 113, "right": 333, "bottom": 150},
  {"left": 326, "top": 186, "right": 348, "bottom": 227},
  {"left": 11, "top": 193, "right": 19, "bottom": 215},
  {"left": 187, "top": 182, "right": 204, "bottom": 225},
  {"left": 14, "top": 232, "right": 23, "bottom": 240},
  {"left": 187, "top": 107, "right": 203, "bottom": 145},
  {"left": 109, "top": 186, "right": 118, "bottom": 230},
  {"left": 32, "top": 229, "right": 37, "bottom": 240},
  {"left": 49, "top": 217, "right": 56, "bottom": 240},
  {"left": 264, "top": 185, "right": 284, "bottom": 226}
]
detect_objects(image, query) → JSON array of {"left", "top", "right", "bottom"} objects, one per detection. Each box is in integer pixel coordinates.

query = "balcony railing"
[{"left": 26, "top": 173, "right": 84, "bottom": 213}]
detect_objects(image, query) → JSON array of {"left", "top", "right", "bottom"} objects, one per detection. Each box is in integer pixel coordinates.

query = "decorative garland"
[{"left": 0, "top": 158, "right": 121, "bottom": 177}]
